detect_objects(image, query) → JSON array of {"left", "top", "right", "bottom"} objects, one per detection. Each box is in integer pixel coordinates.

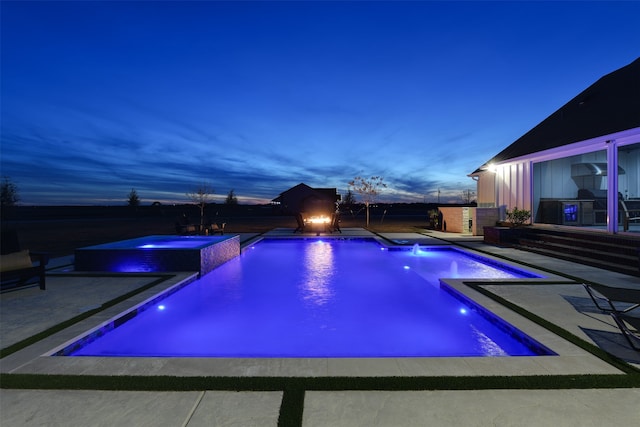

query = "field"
[{"left": 3, "top": 204, "right": 433, "bottom": 257}]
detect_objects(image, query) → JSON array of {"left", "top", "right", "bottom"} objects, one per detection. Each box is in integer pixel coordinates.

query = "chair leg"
[
  {"left": 583, "top": 284, "right": 616, "bottom": 312},
  {"left": 39, "top": 271, "right": 46, "bottom": 290},
  {"left": 611, "top": 312, "right": 640, "bottom": 351}
]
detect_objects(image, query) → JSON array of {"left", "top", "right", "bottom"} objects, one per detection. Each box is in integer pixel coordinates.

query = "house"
[
  {"left": 470, "top": 57, "right": 640, "bottom": 235},
  {"left": 272, "top": 183, "right": 340, "bottom": 216}
]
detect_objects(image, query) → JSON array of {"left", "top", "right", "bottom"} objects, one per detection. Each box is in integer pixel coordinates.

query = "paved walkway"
[{"left": 1, "top": 229, "right": 639, "bottom": 426}]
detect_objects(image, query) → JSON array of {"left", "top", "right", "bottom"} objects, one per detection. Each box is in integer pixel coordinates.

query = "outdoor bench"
[{"left": 0, "top": 250, "right": 49, "bottom": 291}]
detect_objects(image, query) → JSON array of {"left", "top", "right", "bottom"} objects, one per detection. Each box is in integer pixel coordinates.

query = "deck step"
[
  {"left": 525, "top": 233, "right": 638, "bottom": 257},
  {"left": 516, "top": 245, "right": 639, "bottom": 277},
  {"left": 517, "top": 238, "right": 637, "bottom": 266},
  {"left": 491, "top": 227, "right": 640, "bottom": 277}
]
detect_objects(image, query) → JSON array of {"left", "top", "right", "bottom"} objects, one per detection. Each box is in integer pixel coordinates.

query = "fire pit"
[{"left": 304, "top": 215, "right": 331, "bottom": 232}]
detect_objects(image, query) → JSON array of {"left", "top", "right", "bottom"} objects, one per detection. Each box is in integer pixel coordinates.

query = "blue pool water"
[
  {"left": 65, "top": 238, "right": 552, "bottom": 357},
  {"left": 80, "top": 235, "right": 228, "bottom": 250}
]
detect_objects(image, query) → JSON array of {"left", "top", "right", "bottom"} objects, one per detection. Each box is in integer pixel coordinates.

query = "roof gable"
[
  {"left": 280, "top": 183, "right": 314, "bottom": 197},
  {"left": 272, "top": 183, "right": 339, "bottom": 202},
  {"left": 473, "top": 57, "right": 640, "bottom": 173}
]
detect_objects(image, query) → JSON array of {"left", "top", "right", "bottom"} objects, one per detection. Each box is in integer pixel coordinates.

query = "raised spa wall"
[{"left": 74, "top": 235, "right": 240, "bottom": 276}]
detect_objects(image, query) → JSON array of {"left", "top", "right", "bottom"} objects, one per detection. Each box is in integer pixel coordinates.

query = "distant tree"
[
  {"left": 127, "top": 188, "right": 140, "bottom": 207},
  {"left": 341, "top": 189, "right": 356, "bottom": 207},
  {"left": 225, "top": 189, "right": 238, "bottom": 205},
  {"left": 1, "top": 176, "right": 19, "bottom": 208},
  {"left": 186, "top": 182, "right": 214, "bottom": 230},
  {"left": 461, "top": 189, "right": 476, "bottom": 204},
  {"left": 348, "top": 175, "right": 387, "bottom": 228}
]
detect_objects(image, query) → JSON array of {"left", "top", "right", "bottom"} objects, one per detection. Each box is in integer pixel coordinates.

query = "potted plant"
[
  {"left": 483, "top": 207, "right": 531, "bottom": 245},
  {"left": 505, "top": 207, "right": 531, "bottom": 227}
]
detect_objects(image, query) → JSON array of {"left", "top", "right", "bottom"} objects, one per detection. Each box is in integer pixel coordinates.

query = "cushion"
[{"left": 0, "top": 250, "right": 33, "bottom": 273}]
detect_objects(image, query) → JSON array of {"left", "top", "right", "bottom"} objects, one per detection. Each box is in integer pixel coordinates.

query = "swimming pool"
[{"left": 59, "top": 238, "right": 553, "bottom": 358}]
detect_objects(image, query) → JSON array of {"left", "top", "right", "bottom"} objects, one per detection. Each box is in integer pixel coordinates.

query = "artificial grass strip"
[
  {"left": 278, "top": 387, "right": 305, "bottom": 427},
  {"left": 1, "top": 373, "right": 640, "bottom": 391},
  {"left": 0, "top": 274, "right": 175, "bottom": 358},
  {"left": 5, "top": 373, "right": 637, "bottom": 427},
  {"left": 467, "top": 282, "right": 640, "bottom": 375}
]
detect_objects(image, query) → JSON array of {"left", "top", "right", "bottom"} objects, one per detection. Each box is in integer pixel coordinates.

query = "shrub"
[{"left": 505, "top": 207, "right": 531, "bottom": 227}]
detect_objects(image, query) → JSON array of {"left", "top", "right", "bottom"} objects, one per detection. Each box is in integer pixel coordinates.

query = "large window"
[
  {"left": 533, "top": 150, "right": 607, "bottom": 228},
  {"left": 533, "top": 142, "right": 640, "bottom": 233},
  {"left": 617, "top": 142, "right": 640, "bottom": 232}
]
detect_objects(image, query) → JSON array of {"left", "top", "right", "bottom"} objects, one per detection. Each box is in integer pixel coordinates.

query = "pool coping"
[{"left": 0, "top": 234, "right": 626, "bottom": 378}]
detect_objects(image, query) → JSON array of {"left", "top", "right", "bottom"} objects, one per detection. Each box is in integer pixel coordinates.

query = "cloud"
[{"left": 3, "top": 1, "right": 639, "bottom": 205}]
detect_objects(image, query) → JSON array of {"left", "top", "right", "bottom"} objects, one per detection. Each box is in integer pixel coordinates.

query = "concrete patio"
[{"left": 1, "top": 229, "right": 639, "bottom": 426}]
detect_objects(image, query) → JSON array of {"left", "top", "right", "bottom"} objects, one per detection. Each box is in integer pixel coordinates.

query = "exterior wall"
[
  {"left": 441, "top": 206, "right": 501, "bottom": 236},
  {"left": 278, "top": 186, "right": 316, "bottom": 213},
  {"left": 473, "top": 207, "right": 501, "bottom": 236},
  {"left": 476, "top": 173, "right": 496, "bottom": 207},
  {"left": 276, "top": 184, "right": 338, "bottom": 215},
  {"left": 476, "top": 161, "right": 531, "bottom": 221},
  {"left": 440, "top": 206, "right": 474, "bottom": 234},
  {"left": 496, "top": 161, "right": 532, "bottom": 213}
]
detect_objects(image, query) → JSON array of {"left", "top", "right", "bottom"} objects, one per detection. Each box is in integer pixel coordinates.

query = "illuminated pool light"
[
  {"left": 459, "top": 308, "right": 468, "bottom": 315},
  {"left": 158, "top": 305, "right": 166, "bottom": 311}
]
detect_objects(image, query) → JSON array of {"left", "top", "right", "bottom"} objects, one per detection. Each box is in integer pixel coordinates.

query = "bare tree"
[
  {"left": 341, "top": 189, "right": 356, "bottom": 207},
  {"left": 348, "top": 176, "right": 387, "bottom": 227},
  {"left": 186, "top": 182, "right": 214, "bottom": 230},
  {"left": 461, "top": 189, "right": 476, "bottom": 204},
  {"left": 1, "top": 176, "right": 19, "bottom": 208}
]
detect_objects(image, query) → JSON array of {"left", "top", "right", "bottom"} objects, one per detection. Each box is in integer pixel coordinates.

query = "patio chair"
[
  {"left": 294, "top": 213, "right": 305, "bottom": 233},
  {"left": 208, "top": 223, "right": 225, "bottom": 235},
  {"left": 583, "top": 283, "right": 640, "bottom": 314},
  {"left": 610, "top": 312, "right": 640, "bottom": 351},
  {"left": 1, "top": 228, "right": 49, "bottom": 291},
  {"left": 330, "top": 212, "right": 342, "bottom": 233},
  {"left": 620, "top": 198, "right": 640, "bottom": 232}
]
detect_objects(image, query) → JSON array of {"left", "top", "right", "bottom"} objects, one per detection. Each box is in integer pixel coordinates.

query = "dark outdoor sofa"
[
  {"left": 1, "top": 229, "right": 49, "bottom": 291},
  {"left": 1, "top": 250, "right": 49, "bottom": 291}
]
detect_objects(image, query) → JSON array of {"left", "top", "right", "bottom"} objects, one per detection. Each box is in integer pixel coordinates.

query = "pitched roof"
[
  {"left": 472, "top": 57, "right": 640, "bottom": 174},
  {"left": 272, "top": 183, "right": 339, "bottom": 202}
]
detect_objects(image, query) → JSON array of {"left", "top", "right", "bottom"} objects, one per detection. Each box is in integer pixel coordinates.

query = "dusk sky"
[{"left": 1, "top": 1, "right": 639, "bottom": 206}]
